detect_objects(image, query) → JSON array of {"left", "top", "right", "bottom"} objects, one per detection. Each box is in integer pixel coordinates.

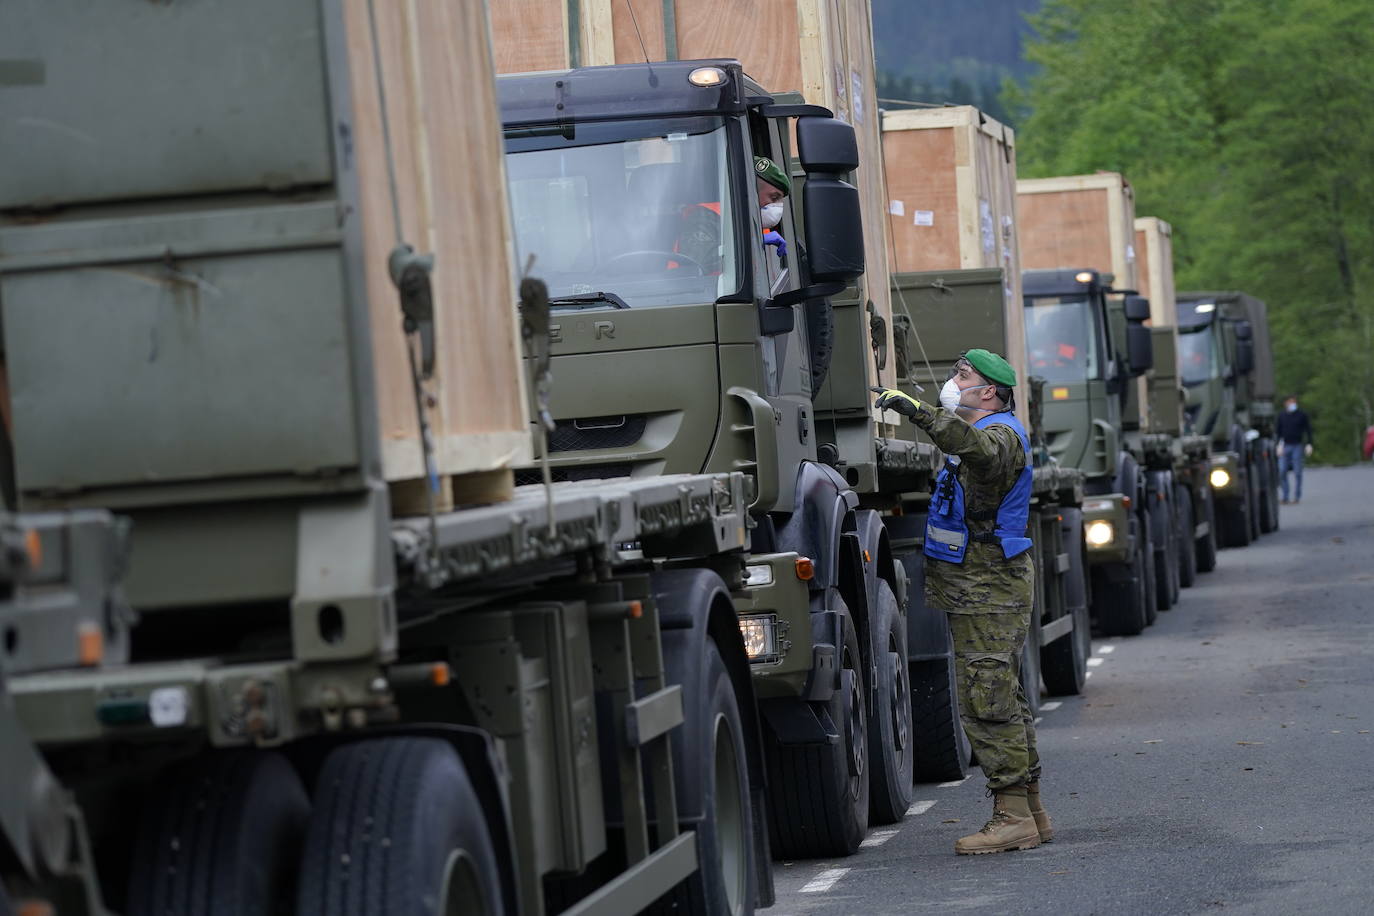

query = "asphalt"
[{"left": 768, "top": 465, "right": 1374, "bottom": 916}]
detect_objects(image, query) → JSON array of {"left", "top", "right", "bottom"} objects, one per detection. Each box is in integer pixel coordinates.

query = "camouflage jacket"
[{"left": 910, "top": 405, "right": 1034, "bottom": 613}]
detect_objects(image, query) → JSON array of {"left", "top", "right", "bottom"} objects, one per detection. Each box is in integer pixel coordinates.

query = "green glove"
[{"left": 871, "top": 387, "right": 923, "bottom": 418}]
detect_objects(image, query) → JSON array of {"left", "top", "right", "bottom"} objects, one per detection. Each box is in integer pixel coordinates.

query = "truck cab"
[{"left": 500, "top": 60, "right": 859, "bottom": 512}]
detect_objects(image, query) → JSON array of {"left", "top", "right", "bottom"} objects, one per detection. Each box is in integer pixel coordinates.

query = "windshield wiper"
[{"left": 548, "top": 292, "right": 630, "bottom": 310}]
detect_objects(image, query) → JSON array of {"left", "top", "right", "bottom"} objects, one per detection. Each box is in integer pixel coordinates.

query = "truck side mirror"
[
  {"left": 1235, "top": 338, "right": 1255, "bottom": 375},
  {"left": 1127, "top": 322, "right": 1154, "bottom": 376},
  {"left": 1234, "top": 319, "right": 1253, "bottom": 340},
  {"left": 1124, "top": 295, "right": 1151, "bottom": 322},
  {"left": 796, "top": 116, "right": 864, "bottom": 284}
]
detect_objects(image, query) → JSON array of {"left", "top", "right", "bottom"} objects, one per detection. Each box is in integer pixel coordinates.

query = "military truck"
[
  {"left": 1175, "top": 292, "right": 1280, "bottom": 547},
  {"left": 0, "top": 5, "right": 905, "bottom": 913},
  {"left": 1019, "top": 268, "right": 1162, "bottom": 636}
]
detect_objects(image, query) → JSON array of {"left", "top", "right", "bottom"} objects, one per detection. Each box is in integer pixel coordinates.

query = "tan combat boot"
[
  {"left": 954, "top": 787, "right": 1041, "bottom": 855},
  {"left": 1027, "top": 781, "right": 1054, "bottom": 842}
]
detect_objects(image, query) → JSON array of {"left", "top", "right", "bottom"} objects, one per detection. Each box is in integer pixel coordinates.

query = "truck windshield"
[
  {"left": 504, "top": 118, "right": 739, "bottom": 309},
  {"left": 1023, "top": 295, "right": 1100, "bottom": 382},
  {"left": 1177, "top": 325, "right": 1217, "bottom": 385}
]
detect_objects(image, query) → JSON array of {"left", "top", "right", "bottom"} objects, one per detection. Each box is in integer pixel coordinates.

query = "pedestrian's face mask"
[
  {"left": 1287, "top": 402, "right": 1298, "bottom": 412},
  {"left": 939, "top": 359, "right": 993, "bottom": 412},
  {"left": 760, "top": 202, "right": 784, "bottom": 229}
]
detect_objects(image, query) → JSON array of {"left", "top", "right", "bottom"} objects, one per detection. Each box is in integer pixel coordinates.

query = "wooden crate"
[
  {"left": 1134, "top": 216, "right": 1176, "bottom": 325},
  {"left": 1016, "top": 172, "right": 1138, "bottom": 291},
  {"left": 880, "top": 106, "right": 1028, "bottom": 428},
  {"left": 490, "top": 0, "right": 896, "bottom": 393},
  {"left": 342, "top": 0, "right": 530, "bottom": 497}
]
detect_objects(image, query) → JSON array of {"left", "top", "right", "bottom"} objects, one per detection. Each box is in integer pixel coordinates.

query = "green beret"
[
  {"left": 754, "top": 157, "right": 791, "bottom": 196},
  {"left": 965, "top": 348, "right": 1017, "bottom": 387}
]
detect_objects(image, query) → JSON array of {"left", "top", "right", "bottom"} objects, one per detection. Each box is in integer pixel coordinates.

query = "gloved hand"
[
  {"left": 1276, "top": 442, "right": 1285, "bottom": 456},
  {"left": 763, "top": 230, "right": 787, "bottom": 258},
  {"left": 1304, "top": 444, "right": 1313, "bottom": 457},
  {"left": 871, "top": 387, "right": 923, "bottom": 418}
]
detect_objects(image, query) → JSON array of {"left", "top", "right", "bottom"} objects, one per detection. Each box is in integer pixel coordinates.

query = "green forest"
[{"left": 1009, "top": 0, "right": 1374, "bottom": 463}]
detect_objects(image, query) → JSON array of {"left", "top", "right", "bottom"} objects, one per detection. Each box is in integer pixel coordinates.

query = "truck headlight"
[
  {"left": 1209, "top": 468, "right": 1231, "bottom": 489},
  {"left": 739, "top": 615, "right": 780, "bottom": 662},
  {"left": 1085, "top": 520, "right": 1116, "bottom": 548},
  {"left": 743, "top": 564, "right": 774, "bottom": 587}
]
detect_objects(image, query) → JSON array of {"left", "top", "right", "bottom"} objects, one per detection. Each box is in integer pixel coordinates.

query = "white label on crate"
[
  {"left": 149, "top": 686, "right": 190, "bottom": 727},
  {"left": 1127, "top": 243, "right": 1137, "bottom": 261},
  {"left": 980, "top": 199, "right": 995, "bottom": 252},
  {"left": 889, "top": 200, "right": 905, "bottom": 216},
  {"left": 852, "top": 71, "right": 865, "bottom": 124},
  {"left": 914, "top": 210, "right": 935, "bottom": 226}
]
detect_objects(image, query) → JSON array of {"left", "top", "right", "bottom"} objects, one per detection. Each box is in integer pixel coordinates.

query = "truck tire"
[
  {"left": 1148, "top": 496, "right": 1177, "bottom": 612},
  {"left": 1139, "top": 510, "right": 1159, "bottom": 626},
  {"left": 298, "top": 738, "right": 504, "bottom": 916},
  {"left": 127, "top": 751, "right": 310, "bottom": 916},
  {"left": 1020, "top": 608, "right": 1042, "bottom": 718},
  {"left": 1196, "top": 486, "right": 1219, "bottom": 572},
  {"left": 1247, "top": 465, "right": 1261, "bottom": 541},
  {"left": 1042, "top": 509, "right": 1090, "bottom": 696},
  {"left": 1258, "top": 452, "right": 1280, "bottom": 533},
  {"left": 1093, "top": 518, "right": 1149, "bottom": 637},
  {"left": 908, "top": 627, "right": 970, "bottom": 783},
  {"left": 652, "top": 637, "right": 753, "bottom": 916},
  {"left": 766, "top": 614, "right": 869, "bottom": 858},
  {"left": 1218, "top": 470, "right": 1253, "bottom": 548},
  {"left": 867, "top": 579, "right": 914, "bottom": 825},
  {"left": 1175, "top": 484, "right": 1198, "bottom": 588}
]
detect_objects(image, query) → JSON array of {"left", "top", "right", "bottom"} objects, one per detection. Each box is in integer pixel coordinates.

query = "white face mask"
[
  {"left": 940, "top": 377, "right": 991, "bottom": 413},
  {"left": 1286, "top": 402, "right": 1298, "bottom": 412},
  {"left": 760, "top": 202, "right": 784, "bottom": 229}
]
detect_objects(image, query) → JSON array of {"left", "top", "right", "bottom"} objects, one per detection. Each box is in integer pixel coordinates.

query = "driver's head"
[{"left": 754, "top": 156, "right": 790, "bottom": 209}]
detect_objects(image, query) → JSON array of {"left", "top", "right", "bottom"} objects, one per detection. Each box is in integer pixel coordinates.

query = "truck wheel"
[
  {"left": 297, "top": 738, "right": 504, "bottom": 916},
  {"left": 867, "top": 580, "right": 914, "bottom": 825},
  {"left": 1093, "top": 518, "right": 1149, "bottom": 637},
  {"left": 127, "top": 751, "right": 310, "bottom": 916},
  {"left": 1258, "top": 454, "right": 1280, "bottom": 533},
  {"left": 908, "top": 627, "right": 970, "bottom": 783},
  {"left": 1042, "top": 509, "right": 1090, "bottom": 696},
  {"left": 1149, "top": 497, "right": 1177, "bottom": 612},
  {"left": 1219, "top": 483, "right": 1253, "bottom": 548},
  {"left": 1175, "top": 485, "right": 1198, "bottom": 588},
  {"left": 653, "top": 637, "right": 753, "bottom": 916},
  {"left": 766, "top": 613, "right": 869, "bottom": 858},
  {"left": 1020, "top": 609, "right": 1043, "bottom": 718},
  {"left": 1196, "top": 486, "right": 1219, "bottom": 572}
]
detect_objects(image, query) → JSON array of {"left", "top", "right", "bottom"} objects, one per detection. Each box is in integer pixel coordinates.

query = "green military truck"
[
  {"left": 1175, "top": 292, "right": 1280, "bottom": 546},
  {"left": 0, "top": 6, "right": 892, "bottom": 912},
  {"left": 1021, "top": 269, "right": 1165, "bottom": 636}
]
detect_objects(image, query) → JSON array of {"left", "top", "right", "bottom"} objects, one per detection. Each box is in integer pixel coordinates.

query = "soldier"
[{"left": 873, "top": 349, "right": 1049, "bottom": 855}]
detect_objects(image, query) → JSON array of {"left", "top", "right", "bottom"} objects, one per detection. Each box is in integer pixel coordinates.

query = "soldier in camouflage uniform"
[{"left": 875, "top": 349, "right": 1051, "bottom": 855}]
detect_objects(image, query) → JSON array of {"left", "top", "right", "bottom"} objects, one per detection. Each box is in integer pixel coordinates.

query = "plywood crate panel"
[
  {"left": 1016, "top": 172, "right": 1138, "bottom": 291},
  {"left": 490, "top": 0, "right": 896, "bottom": 392},
  {"left": 343, "top": 0, "right": 530, "bottom": 483},
  {"left": 881, "top": 106, "right": 1027, "bottom": 428},
  {"left": 1134, "top": 216, "right": 1176, "bottom": 324}
]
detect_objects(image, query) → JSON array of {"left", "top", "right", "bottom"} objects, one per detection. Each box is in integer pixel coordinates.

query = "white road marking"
[
  {"left": 938, "top": 776, "right": 972, "bottom": 788},
  {"left": 1085, "top": 670, "right": 1094, "bottom": 679},
  {"left": 800, "top": 868, "right": 850, "bottom": 893},
  {"left": 1087, "top": 657, "right": 1105, "bottom": 667},
  {"left": 860, "top": 828, "right": 901, "bottom": 848},
  {"left": 1034, "top": 716, "right": 1044, "bottom": 725},
  {"left": 1041, "top": 701, "right": 1063, "bottom": 711},
  {"left": 907, "top": 800, "right": 937, "bottom": 816},
  {"left": 1098, "top": 645, "right": 1116, "bottom": 654}
]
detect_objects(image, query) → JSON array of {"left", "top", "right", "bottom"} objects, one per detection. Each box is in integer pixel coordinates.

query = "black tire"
[
  {"left": 908, "top": 627, "right": 970, "bottom": 783},
  {"left": 1259, "top": 451, "right": 1280, "bottom": 533},
  {"left": 128, "top": 751, "right": 310, "bottom": 916},
  {"left": 298, "top": 738, "right": 504, "bottom": 916},
  {"left": 1218, "top": 489, "right": 1252, "bottom": 548},
  {"left": 1042, "top": 509, "right": 1090, "bottom": 696},
  {"left": 1246, "top": 464, "right": 1261, "bottom": 542},
  {"left": 1020, "top": 608, "right": 1042, "bottom": 717},
  {"left": 766, "top": 612, "right": 869, "bottom": 858},
  {"left": 1196, "top": 485, "right": 1219, "bottom": 572},
  {"left": 654, "top": 637, "right": 753, "bottom": 915},
  {"left": 1175, "top": 485, "right": 1198, "bottom": 589},
  {"left": 1149, "top": 497, "right": 1176, "bottom": 612},
  {"left": 1093, "top": 518, "right": 1149, "bottom": 637},
  {"left": 867, "top": 580, "right": 914, "bottom": 825},
  {"left": 1140, "top": 511, "right": 1159, "bottom": 627}
]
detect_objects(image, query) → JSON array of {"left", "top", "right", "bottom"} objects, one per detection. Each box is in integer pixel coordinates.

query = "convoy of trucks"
[{"left": 0, "top": 2, "right": 1278, "bottom": 914}]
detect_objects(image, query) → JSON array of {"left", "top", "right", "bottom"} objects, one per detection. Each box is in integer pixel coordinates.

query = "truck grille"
[{"left": 514, "top": 463, "right": 633, "bottom": 487}]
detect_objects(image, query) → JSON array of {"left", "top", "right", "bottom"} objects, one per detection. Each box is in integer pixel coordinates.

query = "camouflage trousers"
[{"left": 948, "top": 610, "right": 1041, "bottom": 791}]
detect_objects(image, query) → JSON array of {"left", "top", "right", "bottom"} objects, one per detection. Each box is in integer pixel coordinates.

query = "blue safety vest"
[{"left": 924, "top": 411, "right": 1034, "bottom": 564}]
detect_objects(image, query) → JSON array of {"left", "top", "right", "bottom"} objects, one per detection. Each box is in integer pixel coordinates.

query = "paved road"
[{"left": 769, "top": 466, "right": 1374, "bottom": 915}]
